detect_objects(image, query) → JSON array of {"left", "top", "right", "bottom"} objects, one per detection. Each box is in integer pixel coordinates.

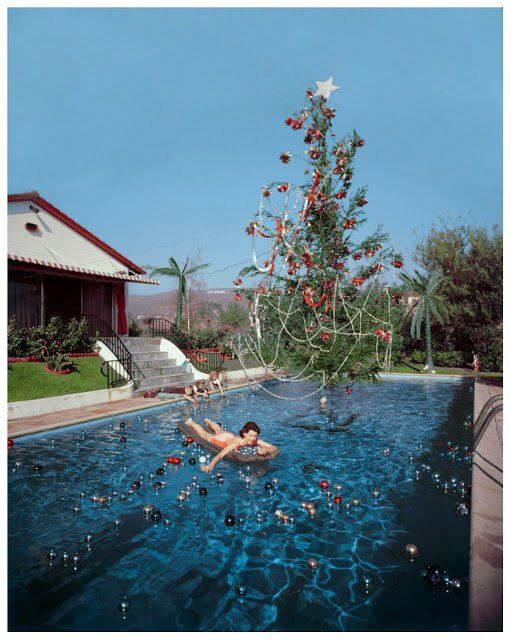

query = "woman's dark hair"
[{"left": 239, "top": 421, "right": 260, "bottom": 438}]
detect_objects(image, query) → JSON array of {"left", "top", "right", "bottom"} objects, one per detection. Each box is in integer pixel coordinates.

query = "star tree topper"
[{"left": 314, "top": 76, "right": 339, "bottom": 100}]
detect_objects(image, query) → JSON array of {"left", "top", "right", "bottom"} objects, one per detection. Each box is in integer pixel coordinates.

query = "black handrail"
[
  {"left": 82, "top": 314, "right": 134, "bottom": 388},
  {"left": 146, "top": 317, "right": 225, "bottom": 374},
  {"left": 473, "top": 397, "right": 503, "bottom": 450},
  {"left": 100, "top": 359, "right": 132, "bottom": 389}
]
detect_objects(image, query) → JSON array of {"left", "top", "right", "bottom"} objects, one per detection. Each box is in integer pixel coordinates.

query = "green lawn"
[
  {"left": 8, "top": 357, "right": 108, "bottom": 402},
  {"left": 389, "top": 361, "right": 503, "bottom": 378}
]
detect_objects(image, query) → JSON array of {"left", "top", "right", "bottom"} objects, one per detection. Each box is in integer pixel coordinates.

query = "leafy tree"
[
  {"left": 413, "top": 222, "right": 502, "bottom": 370},
  {"left": 219, "top": 302, "right": 249, "bottom": 332},
  {"left": 146, "top": 257, "right": 210, "bottom": 329},
  {"left": 399, "top": 270, "right": 448, "bottom": 372}
]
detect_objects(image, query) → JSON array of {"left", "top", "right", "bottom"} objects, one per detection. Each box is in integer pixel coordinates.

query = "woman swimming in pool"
[{"left": 184, "top": 418, "right": 278, "bottom": 473}]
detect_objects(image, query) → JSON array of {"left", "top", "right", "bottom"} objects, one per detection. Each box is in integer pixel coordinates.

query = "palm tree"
[
  {"left": 399, "top": 269, "right": 448, "bottom": 373},
  {"left": 146, "top": 257, "right": 210, "bottom": 329}
]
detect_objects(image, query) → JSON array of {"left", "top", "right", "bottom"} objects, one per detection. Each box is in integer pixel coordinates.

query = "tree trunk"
[
  {"left": 423, "top": 300, "right": 436, "bottom": 373},
  {"left": 176, "top": 277, "right": 183, "bottom": 328}
]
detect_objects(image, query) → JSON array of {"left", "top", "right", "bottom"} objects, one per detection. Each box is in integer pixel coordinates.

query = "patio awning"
[{"left": 8, "top": 254, "right": 159, "bottom": 285}]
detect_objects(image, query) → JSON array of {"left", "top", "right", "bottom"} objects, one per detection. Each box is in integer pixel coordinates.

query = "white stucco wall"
[
  {"left": 158, "top": 338, "right": 203, "bottom": 380},
  {"left": 8, "top": 381, "right": 134, "bottom": 420},
  {"left": 8, "top": 200, "right": 128, "bottom": 275}
]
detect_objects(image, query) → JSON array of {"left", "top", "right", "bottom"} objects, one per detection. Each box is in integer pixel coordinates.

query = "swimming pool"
[{"left": 8, "top": 378, "right": 473, "bottom": 631}]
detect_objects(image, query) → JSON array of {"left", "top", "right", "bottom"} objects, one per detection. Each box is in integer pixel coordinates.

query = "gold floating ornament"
[{"left": 405, "top": 543, "right": 418, "bottom": 557}]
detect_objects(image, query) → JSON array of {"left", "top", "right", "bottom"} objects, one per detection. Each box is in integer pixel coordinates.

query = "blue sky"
[{"left": 8, "top": 8, "right": 502, "bottom": 294}]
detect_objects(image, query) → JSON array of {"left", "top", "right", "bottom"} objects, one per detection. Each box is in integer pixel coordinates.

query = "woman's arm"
[
  {"left": 256, "top": 438, "right": 278, "bottom": 453},
  {"left": 201, "top": 438, "right": 240, "bottom": 472}
]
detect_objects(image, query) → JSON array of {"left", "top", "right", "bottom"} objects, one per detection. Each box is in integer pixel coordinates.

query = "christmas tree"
[{"left": 234, "top": 78, "right": 404, "bottom": 397}]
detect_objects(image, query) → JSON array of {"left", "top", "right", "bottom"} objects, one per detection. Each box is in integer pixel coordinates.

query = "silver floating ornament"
[
  {"left": 114, "top": 518, "right": 121, "bottom": 527},
  {"left": 143, "top": 504, "right": 154, "bottom": 515},
  {"left": 236, "top": 584, "right": 247, "bottom": 597},
  {"left": 118, "top": 597, "right": 130, "bottom": 614},
  {"left": 72, "top": 554, "right": 81, "bottom": 565},
  {"left": 61, "top": 551, "right": 70, "bottom": 563},
  {"left": 372, "top": 489, "right": 380, "bottom": 498},
  {"left": 85, "top": 532, "right": 94, "bottom": 543},
  {"left": 73, "top": 505, "right": 81, "bottom": 514},
  {"left": 47, "top": 549, "right": 57, "bottom": 561}
]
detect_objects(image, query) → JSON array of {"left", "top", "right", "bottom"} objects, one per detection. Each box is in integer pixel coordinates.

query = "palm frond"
[{"left": 184, "top": 262, "right": 211, "bottom": 276}]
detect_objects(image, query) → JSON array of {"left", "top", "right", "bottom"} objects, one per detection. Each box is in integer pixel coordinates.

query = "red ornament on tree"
[
  {"left": 392, "top": 260, "right": 404, "bottom": 268},
  {"left": 280, "top": 152, "right": 291, "bottom": 164},
  {"left": 357, "top": 139, "right": 365, "bottom": 147},
  {"left": 343, "top": 219, "right": 356, "bottom": 229},
  {"left": 335, "top": 190, "right": 347, "bottom": 199},
  {"left": 277, "top": 183, "right": 289, "bottom": 193},
  {"left": 234, "top": 292, "right": 242, "bottom": 301},
  {"left": 320, "top": 333, "right": 332, "bottom": 342},
  {"left": 262, "top": 188, "right": 271, "bottom": 197}
]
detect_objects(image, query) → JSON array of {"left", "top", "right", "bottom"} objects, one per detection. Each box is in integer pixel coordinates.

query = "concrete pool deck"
[
  {"left": 7, "top": 372, "right": 271, "bottom": 438},
  {"left": 468, "top": 377, "right": 503, "bottom": 631}
]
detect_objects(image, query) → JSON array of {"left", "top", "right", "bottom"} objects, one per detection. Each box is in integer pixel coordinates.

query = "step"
[
  {"left": 138, "top": 373, "right": 195, "bottom": 390},
  {"left": 123, "top": 337, "right": 161, "bottom": 345},
  {"left": 133, "top": 365, "right": 183, "bottom": 379},
  {"left": 134, "top": 355, "right": 177, "bottom": 368},
  {"left": 125, "top": 344, "right": 163, "bottom": 355}
]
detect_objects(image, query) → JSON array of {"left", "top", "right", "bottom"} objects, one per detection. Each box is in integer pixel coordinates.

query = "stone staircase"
[{"left": 122, "top": 337, "right": 196, "bottom": 394}]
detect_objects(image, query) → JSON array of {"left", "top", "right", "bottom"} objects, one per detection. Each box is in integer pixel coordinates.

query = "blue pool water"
[{"left": 9, "top": 378, "right": 473, "bottom": 631}]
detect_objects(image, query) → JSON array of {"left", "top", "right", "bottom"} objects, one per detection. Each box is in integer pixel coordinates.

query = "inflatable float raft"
[{"left": 177, "top": 421, "right": 280, "bottom": 464}]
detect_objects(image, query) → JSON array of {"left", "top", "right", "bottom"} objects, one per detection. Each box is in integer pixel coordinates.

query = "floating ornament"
[
  {"left": 119, "top": 421, "right": 126, "bottom": 428},
  {"left": 61, "top": 551, "right": 70, "bottom": 563},
  {"left": 307, "top": 558, "right": 318, "bottom": 570},
  {"left": 156, "top": 467, "right": 165, "bottom": 476},
  {"left": 352, "top": 498, "right": 360, "bottom": 507},
  {"left": 153, "top": 481, "right": 163, "bottom": 490},
  {"left": 189, "top": 458, "right": 196, "bottom": 465},
  {"left": 362, "top": 576, "right": 372, "bottom": 591},
  {"left": 143, "top": 504, "right": 155, "bottom": 515},
  {"left": 199, "top": 487, "right": 208, "bottom": 497},
  {"left": 85, "top": 532, "right": 94, "bottom": 543},
  {"left": 72, "top": 505, "right": 81, "bottom": 514},
  {"left": 455, "top": 502, "right": 469, "bottom": 517},
  {"left": 47, "top": 549, "right": 57, "bottom": 561},
  {"left": 72, "top": 554, "right": 81, "bottom": 565},
  {"left": 333, "top": 495, "right": 342, "bottom": 505},
  {"left": 33, "top": 464, "right": 42, "bottom": 472},
  {"left": 216, "top": 474, "right": 224, "bottom": 484},
  {"left": 319, "top": 480, "right": 329, "bottom": 490},
  {"left": 236, "top": 584, "right": 247, "bottom": 597},
  {"left": 264, "top": 481, "right": 273, "bottom": 491},
  {"left": 163, "top": 518, "right": 171, "bottom": 527},
  {"left": 405, "top": 543, "right": 418, "bottom": 557},
  {"left": 151, "top": 509, "right": 162, "bottom": 522},
  {"left": 382, "top": 448, "right": 390, "bottom": 456},
  {"left": 8, "top": 438, "right": 14, "bottom": 447},
  {"left": 334, "top": 484, "right": 342, "bottom": 492},
  {"left": 177, "top": 492, "right": 186, "bottom": 503},
  {"left": 199, "top": 456, "right": 207, "bottom": 464},
  {"left": 119, "top": 494, "right": 127, "bottom": 502},
  {"left": 224, "top": 514, "right": 236, "bottom": 527},
  {"left": 372, "top": 489, "right": 380, "bottom": 499},
  {"left": 131, "top": 480, "right": 141, "bottom": 491},
  {"left": 118, "top": 598, "right": 130, "bottom": 615},
  {"left": 120, "top": 436, "right": 127, "bottom": 444},
  {"left": 114, "top": 518, "right": 121, "bottom": 527}
]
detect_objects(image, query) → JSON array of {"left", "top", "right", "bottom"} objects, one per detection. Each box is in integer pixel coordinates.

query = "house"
[{"left": 8, "top": 192, "right": 158, "bottom": 335}]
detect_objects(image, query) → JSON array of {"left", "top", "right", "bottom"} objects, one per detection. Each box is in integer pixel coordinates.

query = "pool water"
[{"left": 9, "top": 378, "right": 473, "bottom": 631}]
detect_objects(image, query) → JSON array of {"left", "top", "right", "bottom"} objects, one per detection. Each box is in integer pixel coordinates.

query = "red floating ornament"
[
  {"left": 319, "top": 480, "right": 329, "bottom": 490},
  {"left": 333, "top": 495, "right": 342, "bottom": 505},
  {"left": 8, "top": 438, "right": 14, "bottom": 447}
]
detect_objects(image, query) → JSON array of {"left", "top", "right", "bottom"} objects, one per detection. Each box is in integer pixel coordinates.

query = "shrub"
[
  {"left": 43, "top": 352, "right": 76, "bottom": 373},
  {"left": 409, "top": 350, "right": 425, "bottom": 364},
  {"left": 128, "top": 314, "right": 143, "bottom": 337},
  {"left": 219, "top": 336, "right": 234, "bottom": 357},
  {"left": 7, "top": 317, "right": 95, "bottom": 358},
  {"left": 433, "top": 351, "right": 466, "bottom": 368},
  {"left": 469, "top": 325, "right": 503, "bottom": 372},
  {"left": 191, "top": 327, "right": 221, "bottom": 349}
]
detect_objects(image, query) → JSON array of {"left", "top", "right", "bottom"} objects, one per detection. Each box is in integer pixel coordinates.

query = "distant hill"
[{"left": 129, "top": 288, "right": 239, "bottom": 319}]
